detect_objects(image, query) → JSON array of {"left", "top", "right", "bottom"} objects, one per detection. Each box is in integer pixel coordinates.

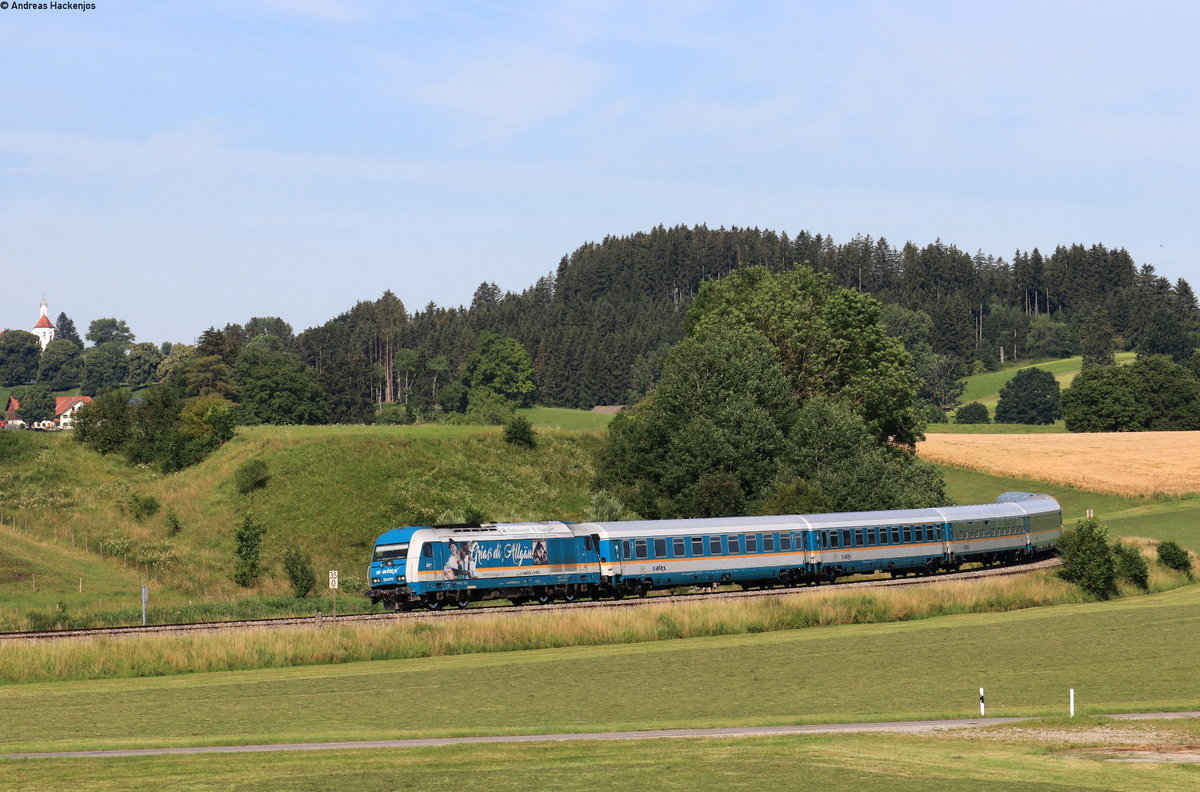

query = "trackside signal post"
[{"left": 329, "top": 570, "right": 338, "bottom": 619}]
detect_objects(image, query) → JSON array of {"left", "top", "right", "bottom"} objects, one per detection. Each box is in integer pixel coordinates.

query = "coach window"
[
  {"left": 855, "top": 529, "right": 864, "bottom": 546},
  {"left": 729, "top": 536, "right": 740, "bottom": 554},
  {"left": 710, "top": 536, "right": 722, "bottom": 554},
  {"left": 902, "top": 526, "right": 911, "bottom": 544},
  {"left": 780, "top": 533, "right": 792, "bottom": 551},
  {"left": 841, "top": 530, "right": 851, "bottom": 547},
  {"left": 654, "top": 538, "right": 667, "bottom": 557},
  {"left": 674, "top": 537, "right": 687, "bottom": 556},
  {"left": 763, "top": 534, "right": 775, "bottom": 552},
  {"left": 828, "top": 531, "right": 839, "bottom": 549},
  {"left": 635, "top": 539, "right": 648, "bottom": 559},
  {"left": 690, "top": 537, "right": 703, "bottom": 555},
  {"left": 623, "top": 540, "right": 632, "bottom": 560},
  {"left": 867, "top": 529, "right": 876, "bottom": 546},
  {"left": 746, "top": 535, "right": 759, "bottom": 553},
  {"left": 890, "top": 526, "right": 900, "bottom": 544}
]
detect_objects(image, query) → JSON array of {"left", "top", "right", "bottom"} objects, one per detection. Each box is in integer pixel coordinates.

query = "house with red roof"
[{"left": 3, "top": 395, "right": 91, "bottom": 430}]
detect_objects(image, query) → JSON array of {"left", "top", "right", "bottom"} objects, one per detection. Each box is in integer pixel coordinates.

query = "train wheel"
[
  {"left": 454, "top": 595, "right": 470, "bottom": 609},
  {"left": 563, "top": 591, "right": 577, "bottom": 603},
  {"left": 423, "top": 598, "right": 442, "bottom": 611},
  {"left": 508, "top": 597, "right": 527, "bottom": 606},
  {"left": 536, "top": 591, "right": 552, "bottom": 605}
]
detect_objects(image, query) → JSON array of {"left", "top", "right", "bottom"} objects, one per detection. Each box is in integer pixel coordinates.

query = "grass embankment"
[
  {"left": 1, "top": 584, "right": 1198, "bottom": 755},
  {"left": 6, "top": 722, "right": 1200, "bottom": 792},
  {"left": 0, "top": 420, "right": 606, "bottom": 628},
  {"left": 3, "top": 557, "right": 1191, "bottom": 685},
  {"left": 925, "top": 351, "right": 1136, "bottom": 433}
]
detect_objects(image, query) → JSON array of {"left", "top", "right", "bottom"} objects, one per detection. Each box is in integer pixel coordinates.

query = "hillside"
[{"left": 0, "top": 417, "right": 606, "bottom": 621}]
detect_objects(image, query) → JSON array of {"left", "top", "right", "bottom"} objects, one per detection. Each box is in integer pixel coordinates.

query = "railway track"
[{"left": 0, "top": 556, "right": 1062, "bottom": 643}]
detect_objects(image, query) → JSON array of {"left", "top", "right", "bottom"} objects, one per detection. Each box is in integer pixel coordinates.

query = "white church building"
[{"left": 32, "top": 297, "right": 55, "bottom": 349}]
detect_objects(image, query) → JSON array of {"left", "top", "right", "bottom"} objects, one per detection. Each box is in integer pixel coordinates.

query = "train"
[{"left": 366, "top": 492, "right": 1062, "bottom": 610}]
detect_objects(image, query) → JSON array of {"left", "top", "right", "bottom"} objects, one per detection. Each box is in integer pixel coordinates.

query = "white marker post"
[
  {"left": 1070, "top": 688, "right": 1075, "bottom": 718},
  {"left": 329, "top": 570, "right": 339, "bottom": 619},
  {"left": 141, "top": 584, "right": 149, "bottom": 626},
  {"left": 979, "top": 688, "right": 985, "bottom": 717}
]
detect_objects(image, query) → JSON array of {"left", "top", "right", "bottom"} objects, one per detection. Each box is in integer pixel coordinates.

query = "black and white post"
[
  {"left": 329, "top": 570, "right": 339, "bottom": 619},
  {"left": 979, "top": 688, "right": 985, "bottom": 717}
]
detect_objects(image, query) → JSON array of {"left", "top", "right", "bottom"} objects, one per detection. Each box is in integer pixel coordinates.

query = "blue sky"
[{"left": 2, "top": 0, "right": 1197, "bottom": 344}]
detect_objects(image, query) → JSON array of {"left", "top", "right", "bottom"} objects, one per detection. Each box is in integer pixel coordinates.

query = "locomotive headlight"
[{"left": 371, "top": 578, "right": 381, "bottom": 584}]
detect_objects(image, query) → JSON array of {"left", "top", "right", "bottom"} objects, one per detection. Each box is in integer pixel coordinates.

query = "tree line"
[{"left": 5, "top": 225, "right": 1196, "bottom": 448}]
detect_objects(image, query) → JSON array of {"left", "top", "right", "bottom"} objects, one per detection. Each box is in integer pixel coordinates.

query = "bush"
[
  {"left": 995, "top": 367, "right": 1061, "bottom": 425},
  {"left": 1110, "top": 541, "right": 1149, "bottom": 590},
  {"left": 232, "top": 514, "right": 268, "bottom": 587},
  {"left": 502, "top": 415, "right": 537, "bottom": 448},
  {"left": 376, "top": 403, "right": 415, "bottom": 425},
  {"left": 127, "top": 493, "right": 161, "bottom": 521},
  {"left": 462, "top": 505, "right": 488, "bottom": 524},
  {"left": 1156, "top": 540, "right": 1193, "bottom": 576},
  {"left": 164, "top": 507, "right": 183, "bottom": 536},
  {"left": 283, "top": 547, "right": 316, "bottom": 598},
  {"left": 955, "top": 402, "right": 989, "bottom": 424},
  {"left": 234, "top": 459, "right": 270, "bottom": 495},
  {"left": 1056, "top": 517, "right": 1116, "bottom": 599},
  {"left": 921, "top": 403, "right": 948, "bottom": 424}
]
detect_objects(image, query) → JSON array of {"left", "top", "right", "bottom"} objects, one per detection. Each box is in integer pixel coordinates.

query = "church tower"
[{"left": 33, "top": 296, "right": 55, "bottom": 350}]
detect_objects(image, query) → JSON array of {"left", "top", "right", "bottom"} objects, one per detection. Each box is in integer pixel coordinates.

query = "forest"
[{"left": 2, "top": 225, "right": 1197, "bottom": 432}]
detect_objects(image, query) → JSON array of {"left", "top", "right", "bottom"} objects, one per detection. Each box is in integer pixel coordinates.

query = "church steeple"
[{"left": 33, "top": 296, "right": 55, "bottom": 350}]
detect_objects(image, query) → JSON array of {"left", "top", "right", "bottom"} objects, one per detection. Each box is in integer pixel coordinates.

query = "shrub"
[
  {"left": 376, "top": 403, "right": 415, "bottom": 425},
  {"left": 502, "top": 415, "right": 537, "bottom": 448},
  {"left": 955, "top": 402, "right": 989, "bottom": 424},
  {"left": 127, "top": 493, "right": 161, "bottom": 521},
  {"left": 234, "top": 459, "right": 270, "bottom": 495},
  {"left": 1156, "top": 540, "right": 1193, "bottom": 577},
  {"left": 1056, "top": 517, "right": 1116, "bottom": 599},
  {"left": 995, "top": 367, "right": 1061, "bottom": 425},
  {"left": 1110, "top": 541, "right": 1149, "bottom": 590},
  {"left": 232, "top": 514, "right": 267, "bottom": 587},
  {"left": 164, "top": 507, "right": 183, "bottom": 537},
  {"left": 462, "top": 505, "right": 488, "bottom": 524},
  {"left": 283, "top": 547, "right": 316, "bottom": 598},
  {"left": 921, "top": 403, "right": 948, "bottom": 424}
]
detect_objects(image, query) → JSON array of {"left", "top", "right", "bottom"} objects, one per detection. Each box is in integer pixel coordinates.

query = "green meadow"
[{"left": 4, "top": 724, "right": 1199, "bottom": 792}]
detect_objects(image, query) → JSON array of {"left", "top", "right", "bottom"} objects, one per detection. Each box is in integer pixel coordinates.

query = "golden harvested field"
[{"left": 918, "top": 431, "right": 1200, "bottom": 497}]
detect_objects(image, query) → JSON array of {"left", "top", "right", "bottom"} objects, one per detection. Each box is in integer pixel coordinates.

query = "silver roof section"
[
  {"left": 578, "top": 495, "right": 1060, "bottom": 538},
  {"left": 420, "top": 521, "right": 574, "bottom": 540}
]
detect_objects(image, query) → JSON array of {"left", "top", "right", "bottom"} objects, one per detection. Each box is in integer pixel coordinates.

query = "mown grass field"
[
  {"left": 2, "top": 584, "right": 1197, "bottom": 754},
  {"left": 4, "top": 723, "right": 1199, "bottom": 792},
  {"left": 923, "top": 431, "right": 1200, "bottom": 497}
]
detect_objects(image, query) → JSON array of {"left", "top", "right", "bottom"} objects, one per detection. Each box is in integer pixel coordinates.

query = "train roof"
[{"left": 579, "top": 494, "right": 1060, "bottom": 538}]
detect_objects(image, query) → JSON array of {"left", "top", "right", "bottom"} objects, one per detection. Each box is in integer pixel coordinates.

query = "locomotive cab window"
[
  {"left": 423, "top": 544, "right": 433, "bottom": 558},
  {"left": 373, "top": 543, "right": 409, "bottom": 562}
]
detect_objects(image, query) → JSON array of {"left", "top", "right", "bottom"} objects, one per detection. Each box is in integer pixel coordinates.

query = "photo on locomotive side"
[{"left": 367, "top": 492, "right": 1062, "bottom": 611}]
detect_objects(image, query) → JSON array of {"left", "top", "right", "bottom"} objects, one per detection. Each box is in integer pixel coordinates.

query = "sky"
[{"left": 2, "top": 0, "right": 1198, "bottom": 344}]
